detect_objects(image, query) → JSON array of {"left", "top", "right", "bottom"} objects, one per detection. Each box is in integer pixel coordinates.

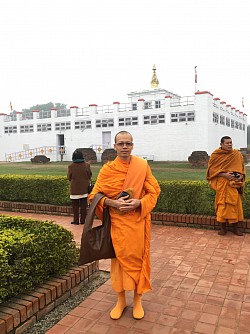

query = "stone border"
[
  {"left": 0, "top": 201, "right": 72, "bottom": 216},
  {"left": 0, "top": 262, "right": 98, "bottom": 334},
  {"left": 151, "top": 212, "right": 250, "bottom": 233}
]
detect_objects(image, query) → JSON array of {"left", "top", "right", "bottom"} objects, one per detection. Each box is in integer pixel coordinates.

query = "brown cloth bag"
[{"left": 78, "top": 192, "right": 116, "bottom": 265}]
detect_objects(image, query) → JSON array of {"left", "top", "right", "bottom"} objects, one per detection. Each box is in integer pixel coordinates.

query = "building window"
[
  {"left": 155, "top": 100, "right": 161, "bottom": 109},
  {"left": 143, "top": 114, "right": 165, "bottom": 125},
  {"left": 132, "top": 103, "right": 137, "bottom": 111},
  {"left": 56, "top": 109, "right": 71, "bottom": 117},
  {"left": 171, "top": 113, "right": 178, "bottom": 122},
  {"left": 20, "top": 125, "right": 34, "bottom": 133},
  {"left": 4, "top": 126, "right": 17, "bottom": 134},
  {"left": 187, "top": 112, "right": 195, "bottom": 121},
  {"left": 96, "top": 118, "right": 114, "bottom": 128},
  {"left": 239, "top": 123, "right": 242, "bottom": 130},
  {"left": 213, "top": 112, "right": 219, "bottom": 123},
  {"left": 118, "top": 117, "right": 138, "bottom": 126},
  {"left": 75, "top": 120, "right": 92, "bottom": 130},
  {"left": 144, "top": 101, "right": 152, "bottom": 110},
  {"left": 171, "top": 112, "right": 195, "bottom": 123},
  {"left": 220, "top": 115, "right": 225, "bottom": 125},
  {"left": 243, "top": 124, "right": 245, "bottom": 131},
  {"left": 37, "top": 123, "right": 52, "bottom": 132},
  {"left": 226, "top": 117, "right": 230, "bottom": 127},
  {"left": 235, "top": 121, "right": 239, "bottom": 129},
  {"left": 55, "top": 122, "right": 71, "bottom": 131},
  {"left": 231, "top": 119, "right": 235, "bottom": 128},
  {"left": 37, "top": 110, "right": 51, "bottom": 119}
]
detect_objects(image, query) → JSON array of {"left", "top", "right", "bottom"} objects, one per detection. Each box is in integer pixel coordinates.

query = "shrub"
[
  {"left": 0, "top": 215, "right": 79, "bottom": 304},
  {"left": 156, "top": 181, "right": 215, "bottom": 216},
  {"left": 0, "top": 175, "right": 70, "bottom": 205}
]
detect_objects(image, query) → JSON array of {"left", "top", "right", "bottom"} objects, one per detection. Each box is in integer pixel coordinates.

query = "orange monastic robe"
[
  {"left": 206, "top": 148, "right": 245, "bottom": 223},
  {"left": 89, "top": 156, "right": 160, "bottom": 294}
]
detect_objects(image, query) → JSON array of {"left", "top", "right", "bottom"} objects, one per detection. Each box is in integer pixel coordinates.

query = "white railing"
[
  {"left": 1, "top": 96, "right": 195, "bottom": 124},
  {"left": 5, "top": 146, "right": 61, "bottom": 162},
  {"left": 89, "top": 144, "right": 110, "bottom": 154},
  {"left": 170, "top": 96, "right": 194, "bottom": 107}
]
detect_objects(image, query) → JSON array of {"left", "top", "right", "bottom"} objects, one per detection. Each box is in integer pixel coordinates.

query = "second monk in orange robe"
[{"left": 206, "top": 136, "right": 245, "bottom": 236}]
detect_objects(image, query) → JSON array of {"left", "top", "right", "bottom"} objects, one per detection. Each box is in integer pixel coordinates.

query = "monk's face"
[
  {"left": 114, "top": 133, "right": 134, "bottom": 161},
  {"left": 220, "top": 139, "right": 233, "bottom": 151}
]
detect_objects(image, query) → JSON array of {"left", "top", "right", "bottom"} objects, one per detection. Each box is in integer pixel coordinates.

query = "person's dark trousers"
[
  {"left": 79, "top": 197, "right": 87, "bottom": 224},
  {"left": 72, "top": 199, "right": 80, "bottom": 224},
  {"left": 71, "top": 198, "right": 87, "bottom": 224}
]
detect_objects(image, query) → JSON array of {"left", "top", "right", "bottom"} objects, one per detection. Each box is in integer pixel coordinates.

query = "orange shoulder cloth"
[{"left": 206, "top": 148, "right": 245, "bottom": 180}]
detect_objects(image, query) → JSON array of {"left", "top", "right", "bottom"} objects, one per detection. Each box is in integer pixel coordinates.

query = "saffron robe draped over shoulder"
[
  {"left": 206, "top": 148, "right": 245, "bottom": 223},
  {"left": 88, "top": 156, "right": 160, "bottom": 294}
]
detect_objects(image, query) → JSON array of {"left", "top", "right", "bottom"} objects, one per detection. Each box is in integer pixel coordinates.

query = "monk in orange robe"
[
  {"left": 206, "top": 136, "right": 245, "bottom": 236},
  {"left": 89, "top": 131, "right": 160, "bottom": 320}
]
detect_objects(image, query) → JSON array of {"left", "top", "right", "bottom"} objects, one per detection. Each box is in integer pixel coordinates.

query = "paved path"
[{"left": 1, "top": 211, "right": 250, "bottom": 333}]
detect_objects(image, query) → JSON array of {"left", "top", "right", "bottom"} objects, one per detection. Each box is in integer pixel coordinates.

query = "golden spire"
[{"left": 151, "top": 64, "right": 159, "bottom": 88}]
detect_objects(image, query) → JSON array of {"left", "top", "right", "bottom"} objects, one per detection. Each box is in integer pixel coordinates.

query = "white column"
[
  {"left": 89, "top": 104, "right": 98, "bottom": 114},
  {"left": 113, "top": 101, "right": 120, "bottom": 112},
  {"left": 69, "top": 106, "right": 79, "bottom": 117},
  {"left": 51, "top": 107, "right": 58, "bottom": 119}
]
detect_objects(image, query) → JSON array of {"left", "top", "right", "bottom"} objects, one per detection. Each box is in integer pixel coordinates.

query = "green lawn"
[{"left": 1, "top": 160, "right": 248, "bottom": 181}]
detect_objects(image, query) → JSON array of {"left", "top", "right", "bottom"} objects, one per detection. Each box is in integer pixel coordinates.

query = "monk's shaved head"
[{"left": 114, "top": 131, "right": 133, "bottom": 143}]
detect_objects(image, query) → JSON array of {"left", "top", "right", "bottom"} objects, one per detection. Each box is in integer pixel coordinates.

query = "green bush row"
[
  {"left": 156, "top": 181, "right": 215, "bottom": 215},
  {"left": 0, "top": 215, "right": 79, "bottom": 304},
  {"left": 0, "top": 175, "right": 70, "bottom": 205},
  {"left": 0, "top": 175, "right": 249, "bottom": 218}
]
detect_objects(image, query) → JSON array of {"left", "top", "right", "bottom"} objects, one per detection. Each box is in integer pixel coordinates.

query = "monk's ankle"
[
  {"left": 218, "top": 223, "right": 227, "bottom": 235},
  {"left": 233, "top": 223, "right": 243, "bottom": 236},
  {"left": 110, "top": 291, "right": 126, "bottom": 320},
  {"left": 133, "top": 290, "right": 144, "bottom": 320}
]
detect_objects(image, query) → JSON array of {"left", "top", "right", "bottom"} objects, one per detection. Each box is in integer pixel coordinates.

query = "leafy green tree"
[{"left": 22, "top": 102, "right": 67, "bottom": 113}]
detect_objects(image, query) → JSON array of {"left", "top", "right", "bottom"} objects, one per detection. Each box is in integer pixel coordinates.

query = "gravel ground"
[{"left": 23, "top": 271, "right": 110, "bottom": 334}]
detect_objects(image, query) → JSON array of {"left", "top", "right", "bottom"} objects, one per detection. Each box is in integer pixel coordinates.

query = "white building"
[{"left": 0, "top": 67, "right": 247, "bottom": 162}]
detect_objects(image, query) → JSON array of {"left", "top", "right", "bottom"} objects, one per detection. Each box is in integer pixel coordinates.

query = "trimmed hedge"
[
  {"left": 0, "top": 175, "right": 250, "bottom": 218},
  {"left": 0, "top": 215, "right": 79, "bottom": 304},
  {"left": 0, "top": 175, "right": 70, "bottom": 205},
  {"left": 156, "top": 181, "right": 215, "bottom": 215}
]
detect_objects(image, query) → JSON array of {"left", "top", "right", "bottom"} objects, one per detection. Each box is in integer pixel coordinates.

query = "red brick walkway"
[{"left": 1, "top": 211, "right": 250, "bottom": 333}]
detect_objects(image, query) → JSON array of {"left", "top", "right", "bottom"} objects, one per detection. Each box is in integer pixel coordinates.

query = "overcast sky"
[{"left": 0, "top": 0, "right": 249, "bottom": 116}]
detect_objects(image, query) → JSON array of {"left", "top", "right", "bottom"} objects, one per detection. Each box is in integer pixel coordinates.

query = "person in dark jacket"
[{"left": 67, "top": 150, "right": 92, "bottom": 225}]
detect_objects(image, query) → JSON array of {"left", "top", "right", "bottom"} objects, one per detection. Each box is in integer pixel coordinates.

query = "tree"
[{"left": 22, "top": 102, "right": 67, "bottom": 113}]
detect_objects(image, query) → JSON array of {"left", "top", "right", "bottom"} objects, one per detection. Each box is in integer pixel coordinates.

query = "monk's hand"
[
  {"left": 104, "top": 196, "right": 129, "bottom": 210},
  {"left": 221, "top": 172, "right": 236, "bottom": 180},
  {"left": 115, "top": 195, "right": 130, "bottom": 211},
  {"left": 235, "top": 174, "right": 243, "bottom": 182},
  {"left": 228, "top": 172, "right": 243, "bottom": 181},
  {"left": 119, "top": 198, "right": 141, "bottom": 212}
]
